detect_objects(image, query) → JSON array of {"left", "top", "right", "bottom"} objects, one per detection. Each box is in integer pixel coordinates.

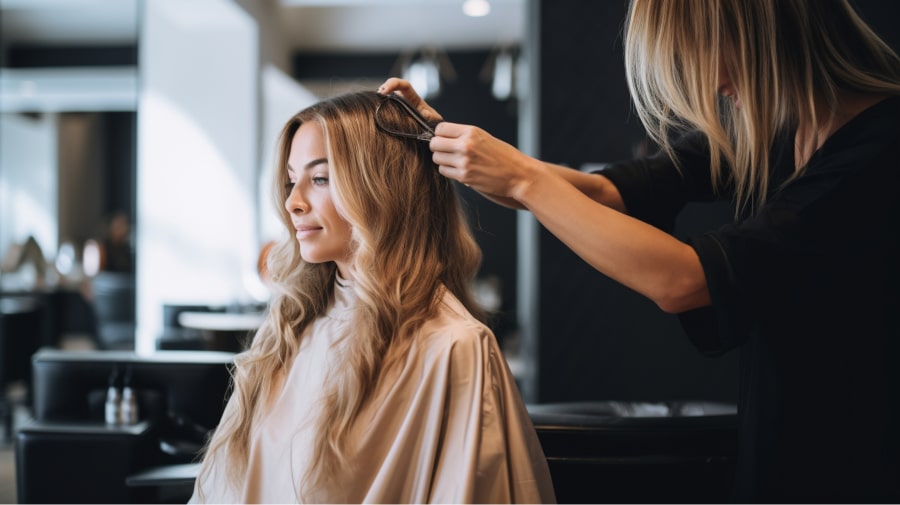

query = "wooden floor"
[
  {"left": 0, "top": 402, "right": 26, "bottom": 504},
  {"left": 1, "top": 437, "right": 16, "bottom": 504}
]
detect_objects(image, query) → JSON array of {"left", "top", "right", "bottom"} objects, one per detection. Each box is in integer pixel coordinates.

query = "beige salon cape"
[{"left": 191, "top": 279, "right": 555, "bottom": 503}]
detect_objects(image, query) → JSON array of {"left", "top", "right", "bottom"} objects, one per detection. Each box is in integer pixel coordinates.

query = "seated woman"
[{"left": 190, "top": 91, "right": 555, "bottom": 503}]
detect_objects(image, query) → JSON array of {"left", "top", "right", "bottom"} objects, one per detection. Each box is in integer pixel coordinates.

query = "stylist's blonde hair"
[
  {"left": 197, "top": 91, "right": 484, "bottom": 501},
  {"left": 625, "top": 0, "right": 900, "bottom": 214}
]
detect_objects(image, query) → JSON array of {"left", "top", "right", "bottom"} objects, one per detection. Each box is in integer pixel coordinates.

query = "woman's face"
[
  {"left": 717, "top": 60, "right": 742, "bottom": 108},
  {"left": 284, "top": 121, "right": 354, "bottom": 279}
]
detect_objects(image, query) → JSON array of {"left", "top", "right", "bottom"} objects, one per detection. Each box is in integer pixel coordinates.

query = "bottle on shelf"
[
  {"left": 104, "top": 366, "right": 121, "bottom": 425},
  {"left": 120, "top": 366, "right": 139, "bottom": 425}
]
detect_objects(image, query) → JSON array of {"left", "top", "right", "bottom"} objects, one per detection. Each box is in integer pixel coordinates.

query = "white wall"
[
  {"left": 0, "top": 113, "right": 58, "bottom": 279},
  {"left": 231, "top": 0, "right": 319, "bottom": 258},
  {"left": 258, "top": 64, "right": 319, "bottom": 244},
  {"left": 136, "top": 0, "right": 259, "bottom": 354},
  {"left": 232, "top": 0, "right": 292, "bottom": 76}
]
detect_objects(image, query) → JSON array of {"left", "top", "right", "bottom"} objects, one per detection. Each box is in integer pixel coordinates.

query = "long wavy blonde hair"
[
  {"left": 197, "top": 91, "right": 484, "bottom": 500},
  {"left": 625, "top": 0, "right": 900, "bottom": 214}
]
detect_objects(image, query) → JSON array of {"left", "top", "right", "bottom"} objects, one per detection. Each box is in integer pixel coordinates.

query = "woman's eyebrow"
[
  {"left": 287, "top": 157, "right": 328, "bottom": 174},
  {"left": 303, "top": 158, "right": 328, "bottom": 170}
]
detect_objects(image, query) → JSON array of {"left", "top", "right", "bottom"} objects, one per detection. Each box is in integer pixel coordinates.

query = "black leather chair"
[
  {"left": 89, "top": 272, "right": 136, "bottom": 350},
  {"left": 528, "top": 401, "right": 738, "bottom": 504},
  {"left": 0, "top": 296, "right": 44, "bottom": 442},
  {"left": 15, "top": 348, "right": 234, "bottom": 504},
  {"left": 156, "top": 304, "right": 219, "bottom": 351}
]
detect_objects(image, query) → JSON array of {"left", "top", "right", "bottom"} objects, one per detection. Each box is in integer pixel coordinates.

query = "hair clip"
[{"left": 374, "top": 93, "right": 439, "bottom": 142}]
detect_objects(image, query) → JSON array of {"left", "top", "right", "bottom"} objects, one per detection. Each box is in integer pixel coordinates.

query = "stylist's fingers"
[
  {"left": 377, "top": 77, "right": 444, "bottom": 122},
  {"left": 378, "top": 77, "right": 415, "bottom": 97},
  {"left": 430, "top": 122, "right": 488, "bottom": 159},
  {"left": 430, "top": 122, "right": 509, "bottom": 193},
  {"left": 429, "top": 123, "right": 470, "bottom": 175}
]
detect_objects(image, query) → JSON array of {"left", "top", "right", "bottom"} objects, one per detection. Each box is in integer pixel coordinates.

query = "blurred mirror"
[{"left": 0, "top": 0, "right": 139, "bottom": 351}]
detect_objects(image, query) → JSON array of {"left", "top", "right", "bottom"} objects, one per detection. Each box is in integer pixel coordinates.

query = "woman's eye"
[
  {"left": 312, "top": 176, "right": 329, "bottom": 186},
  {"left": 284, "top": 181, "right": 296, "bottom": 192}
]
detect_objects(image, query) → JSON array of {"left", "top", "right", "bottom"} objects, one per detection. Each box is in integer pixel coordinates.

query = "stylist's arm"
[{"left": 378, "top": 77, "right": 711, "bottom": 314}]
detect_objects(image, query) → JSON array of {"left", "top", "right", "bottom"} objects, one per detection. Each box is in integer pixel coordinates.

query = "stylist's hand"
[
  {"left": 378, "top": 77, "right": 443, "bottom": 122},
  {"left": 430, "top": 122, "right": 539, "bottom": 200},
  {"left": 378, "top": 78, "right": 539, "bottom": 202}
]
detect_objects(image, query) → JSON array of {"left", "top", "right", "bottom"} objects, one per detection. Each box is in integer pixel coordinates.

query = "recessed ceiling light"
[{"left": 462, "top": 0, "right": 490, "bottom": 17}]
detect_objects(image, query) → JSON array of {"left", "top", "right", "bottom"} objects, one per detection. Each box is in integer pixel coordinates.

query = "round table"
[{"left": 177, "top": 312, "right": 264, "bottom": 352}]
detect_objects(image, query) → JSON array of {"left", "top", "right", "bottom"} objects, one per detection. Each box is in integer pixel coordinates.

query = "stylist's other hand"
[
  {"left": 430, "top": 122, "right": 539, "bottom": 201},
  {"left": 378, "top": 77, "right": 444, "bottom": 122}
]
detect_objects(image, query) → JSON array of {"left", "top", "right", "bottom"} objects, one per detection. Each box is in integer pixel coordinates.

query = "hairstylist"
[{"left": 380, "top": 0, "right": 900, "bottom": 502}]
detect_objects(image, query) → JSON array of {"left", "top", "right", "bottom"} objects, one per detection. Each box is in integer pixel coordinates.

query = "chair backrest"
[
  {"left": 0, "top": 296, "right": 44, "bottom": 387},
  {"left": 90, "top": 272, "right": 135, "bottom": 323},
  {"left": 30, "top": 348, "right": 234, "bottom": 432}
]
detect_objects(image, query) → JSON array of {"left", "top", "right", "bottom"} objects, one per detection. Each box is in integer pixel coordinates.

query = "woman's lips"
[{"left": 295, "top": 226, "right": 322, "bottom": 239}]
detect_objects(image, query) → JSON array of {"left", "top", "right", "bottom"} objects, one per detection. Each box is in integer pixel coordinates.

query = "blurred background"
[
  {"left": 2, "top": 0, "right": 899, "bottom": 409},
  {"left": 3, "top": 0, "right": 900, "bottom": 502}
]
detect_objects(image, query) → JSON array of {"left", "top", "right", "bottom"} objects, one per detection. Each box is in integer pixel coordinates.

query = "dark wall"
[
  {"left": 102, "top": 111, "right": 137, "bottom": 221},
  {"left": 853, "top": 0, "right": 900, "bottom": 51},
  {"left": 533, "top": 1, "right": 737, "bottom": 404},
  {"left": 5, "top": 45, "right": 137, "bottom": 68},
  {"left": 531, "top": 0, "right": 900, "bottom": 403}
]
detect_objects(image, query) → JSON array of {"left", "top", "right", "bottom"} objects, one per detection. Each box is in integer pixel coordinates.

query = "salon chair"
[
  {"left": 15, "top": 348, "right": 234, "bottom": 503},
  {"left": 156, "top": 304, "right": 221, "bottom": 350},
  {"left": 89, "top": 272, "right": 136, "bottom": 350},
  {"left": 0, "top": 296, "right": 43, "bottom": 441}
]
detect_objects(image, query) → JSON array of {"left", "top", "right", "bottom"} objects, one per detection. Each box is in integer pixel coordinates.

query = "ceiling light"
[{"left": 462, "top": 0, "right": 490, "bottom": 17}]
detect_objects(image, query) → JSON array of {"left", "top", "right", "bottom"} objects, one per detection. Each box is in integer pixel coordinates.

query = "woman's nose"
[{"left": 284, "top": 184, "right": 309, "bottom": 214}]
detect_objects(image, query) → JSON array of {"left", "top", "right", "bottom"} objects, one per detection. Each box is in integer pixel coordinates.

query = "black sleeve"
[
  {"left": 596, "top": 131, "right": 721, "bottom": 232},
  {"left": 592, "top": 131, "right": 741, "bottom": 355},
  {"left": 679, "top": 232, "right": 752, "bottom": 355}
]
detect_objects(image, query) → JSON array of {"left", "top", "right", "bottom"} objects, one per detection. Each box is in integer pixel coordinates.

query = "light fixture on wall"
[
  {"left": 405, "top": 58, "right": 440, "bottom": 100},
  {"left": 392, "top": 46, "right": 457, "bottom": 100},
  {"left": 480, "top": 45, "right": 520, "bottom": 101},
  {"left": 462, "top": 0, "right": 491, "bottom": 17}
]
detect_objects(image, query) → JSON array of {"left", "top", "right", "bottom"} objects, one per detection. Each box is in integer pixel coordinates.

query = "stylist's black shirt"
[{"left": 601, "top": 96, "right": 900, "bottom": 503}]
